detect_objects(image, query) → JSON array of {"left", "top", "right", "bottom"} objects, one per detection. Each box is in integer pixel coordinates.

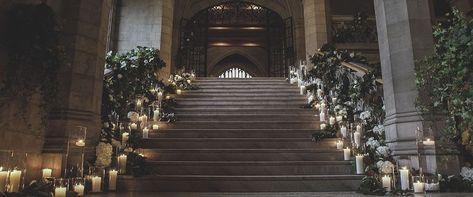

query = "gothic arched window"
[{"left": 218, "top": 67, "right": 253, "bottom": 78}]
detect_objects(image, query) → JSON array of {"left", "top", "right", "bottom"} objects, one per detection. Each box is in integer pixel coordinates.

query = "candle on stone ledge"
[
  {"left": 8, "top": 169, "right": 22, "bottom": 192},
  {"left": 382, "top": 175, "right": 392, "bottom": 192},
  {"left": 42, "top": 168, "right": 52, "bottom": 178},
  {"left": 355, "top": 155, "right": 364, "bottom": 174},
  {"left": 75, "top": 139, "right": 85, "bottom": 147},
  {"left": 319, "top": 112, "right": 326, "bottom": 122},
  {"left": 336, "top": 140, "right": 343, "bottom": 150},
  {"left": 152, "top": 124, "right": 159, "bottom": 130},
  {"left": 130, "top": 123, "right": 138, "bottom": 130},
  {"left": 74, "top": 184, "right": 84, "bottom": 196},
  {"left": 118, "top": 154, "right": 127, "bottom": 174},
  {"left": 176, "top": 89, "right": 182, "bottom": 95},
  {"left": 332, "top": 97, "right": 337, "bottom": 104},
  {"left": 423, "top": 138, "right": 435, "bottom": 146},
  {"left": 320, "top": 123, "right": 327, "bottom": 130},
  {"left": 136, "top": 99, "right": 142, "bottom": 109},
  {"left": 0, "top": 167, "right": 7, "bottom": 192},
  {"left": 413, "top": 180, "right": 424, "bottom": 193},
  {"left": 343, "top": 148, "right": 351, "bottom": 160},
  {"left": 317, "top": 89, "right": 323, "bottom": 97},
  {"left": 157, "top": 91, "right": 163, "bottom": 100},
  {"left": 122, "top": 132, "right": 129, "bottom": 144},
  {"left": 354, "top": 132, "right": 361, "bottom": 147},
  {"left": 91, "top": 176, "right": 102, "bottom": 192},
  {"left": 399, "top": 167, "right": 410, "bottom": 191},
  {"left": 356, "top": 125, "right": 362, "bottom": 133},
  {"left": 315, "top": 103, "right": 321, "bottom": 110},
  {"left": 142, "top": 127, "right": 149, "bottom": 139},
  {"left": 54, "top": 186, "right": 67, "bottom": 197},
  {"left": 109, "top": 169, "right": 118, "bottom": 191},
  {"left": 336, "top": 115, "right": 343, "bottom": 122},
  {"left": 153, "top": 108, "right": 160, "bottom": 121}
]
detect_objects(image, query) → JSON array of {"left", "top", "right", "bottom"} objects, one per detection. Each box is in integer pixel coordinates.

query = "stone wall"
[{"left": 115, "top": 0, "right": 163, "bottom": 53}]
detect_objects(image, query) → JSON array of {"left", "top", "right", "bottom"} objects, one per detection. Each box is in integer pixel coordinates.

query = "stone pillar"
[
  {"left": 42, "top": 0, "right": 112, "bottom": 177},
  {"left": 158, "top": 0, "right": 174, "bottom": 79},
  {"left": 375, "top": 0, "right": 460, "bottom": 174},
  {"left": 303, "top": 0, "right": 330, "bottom": 58}
]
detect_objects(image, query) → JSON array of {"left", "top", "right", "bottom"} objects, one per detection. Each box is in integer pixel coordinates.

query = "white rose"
[
  {"left": 366, "top": 137, "right": 380, "bottom": 149},
  {"left": 376, "top": 146, "right": 391, "bottom": 157},
  {"left": 373, "top": 125, "right": 385, "bottom": 135}
]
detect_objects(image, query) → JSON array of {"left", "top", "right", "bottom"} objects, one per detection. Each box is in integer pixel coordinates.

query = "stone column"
[
  {"left": 158, "top": 0, "right": 174, "bottom": 79},
  {"left": 42, "top": 0, "right": 112, "bottom": 177},
  {"left": 303, "top": 0, "right": 330, "bottom": 58},
  {"left": 375, "top": 0, "right": 459, "bottom": 174}
]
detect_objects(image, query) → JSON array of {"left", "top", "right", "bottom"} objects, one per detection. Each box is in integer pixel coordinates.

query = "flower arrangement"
[{"left": 95, "top": 142, "right": 113, "bottom": 168}]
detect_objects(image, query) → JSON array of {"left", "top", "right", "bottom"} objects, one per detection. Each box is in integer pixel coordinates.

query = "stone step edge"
[
  {"left": 143, "top": 148, "right": 342, "bottom": 153},
  {"left": 119, "top": 174, "right": 363, "bottom": 181},
  {"left": 147, "top": 161, "right": 352, "bottom": 165},
  {"left": 142, "top": 138, "right": 318, "bottom": 142}
]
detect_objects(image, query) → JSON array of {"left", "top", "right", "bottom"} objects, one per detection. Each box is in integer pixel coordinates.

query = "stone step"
[
  {"left": 165, "top": 121, "right": 320, "bottom": 129},
  {"left": 195, "top": 77, "right": 286, "bottom": 81},
  {"left": 176, "top": 97, "right": 306, "bottom": 102},
  {"left": 149, "top": 161, "right": 353, "bottom": 175},
  {"left": 176, "top": 100, "right": 307, "bottom": 106},
  {"left": 195, "top": 85, "right": 297, "bottom": 89},
  {"left": 181, "top": 92, "right": 307, "bottom": 97},
  {"left": 141, "top": 138, "right": 331, "bottom": 149},
  {"left": 143, "top": 149, "right": 345, "bottom": 161},
  {"left": 194, "top": 82, "right": 291, "bottom": 86},
  {"left": 174, "top": 108, "right": 314, "bottom": 115},
  {"left": 189, "top": 89, "right": 300, "bottom": 93},
  {"left": 118, "top": 175, "right": 362, "bottom": 192},
  {"left": 151, "top": 129, "right": 317, "bottom": 138},
  {"left": 176, "top": 114, "right": 317, "bottom": 121}
]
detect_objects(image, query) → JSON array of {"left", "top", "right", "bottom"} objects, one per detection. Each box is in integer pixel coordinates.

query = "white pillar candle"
[
  {"left": 109, "top": 170, "right": 118, "bottom": 191},
  {"left": 74, "top": 184, "right": 85, "bottom": 196},
  {"left": 319, "top": 112, "right": 326, "bottom": 122},
  {"left": 320, "top": 102, "right": 326, "bottom": 111},
  {"left": 75, "top": 139, "right": 85, "bottom": 147},
  {"left": 315, "top": 103, "right": 321, "bottom": 110},
  {"left": 130, "top": 123, "right": 137, "bottom": 130},
  {"left": 336, "top": 115, "right": 343, "bottom": 122},
  {"left": 320, "top": 123, "right": 327, "bottom": 130},
  {"left": 329, "top": 116, "right": 336, "bottom": 125},
  {"left": 343, "top": 148, "right": 351, "bottom": 160},
  {"left": 142, "top": 127, "right": 149, "bottom": 139},
  {"left": 341, "top": 126, "right": 347, "bottom": 138},
  {"left": 332, "top": 97, "right": 337, "bottom": 103},
  {"left": 382, "top": 175, "right": 392, "bottom": 191},
  {"left": 55, "top": 186, "right": 67, "bottom": 197},
  {"left": 0, "top": 169, "right": 7, "bottom": 192},
  {"left": 136, "top": 99, "right": 142, "bottom": 109},
  {"left": 336, "top": 140, "right": 343, "bottom": 150},
  {"left": 317, "top": 89, "right": 323, "bottom": 97},
  {"left": 91, "top": 176, "right": 102, "bottom": 192},
  {"left": 140, "top": 115, "right": 148, "bottom": 124},
  {"left": 176, "top": 89, "right": 182, "bottom": 95},
  {"left": 122, "top": 132, "right": 129, "bottom": 144},
  {"left": 8, "top": 170, "right": 21, "bottom": 192},
  {"left": 153, "top": 109, "right": 160, "bottom": 121},
  {"left": 423, "top": 138, "right": 435, "bottom": 146},
  {"left": 187, "top": 79, "right": 191, "bottom": 84},
  {"left": 399, "top": 167, "right": 410, "bottom": 190},
  {"left": 413, "top": 181, "right": 424, "bottom": 193},
  {"left": 300, "top": 85, "right": 306, "bottom": 95},
  {"left": 356, "top": 125, "right": 362, "bottom": 133},
  {"left": 118, "top": 154, "right": 127, "bottom": 174},
  {"left": 354, "top": 132, "right": 361, "bottom": 147},
  {"left": 42, "top": 168, "right": 52, "bottom": 178},
  {"left": 355, "top": 155, "right": 364, "bottom": 174},
  {"left": 157, "top": 92, "right": 163, "bottom": 100},
  {"left": 152, "top": 124, "right": 159, "bottom": 130}
]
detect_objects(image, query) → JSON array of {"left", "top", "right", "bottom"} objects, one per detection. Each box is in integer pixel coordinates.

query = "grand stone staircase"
[{"left": 118, "top": 78, "right": 362, "bottom": 192}]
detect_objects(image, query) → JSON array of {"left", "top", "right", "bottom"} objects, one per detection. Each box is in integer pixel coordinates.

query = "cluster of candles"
[{"left": 0, "top": 166, "right": 22, "bottom": 193}]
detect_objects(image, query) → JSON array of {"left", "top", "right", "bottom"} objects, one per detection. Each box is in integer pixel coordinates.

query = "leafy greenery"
[
  {"left": 415, "top": 9, "right": 473, "bottom": 161},
  {"left": 312, "top": 124, "right": 337, "bottom": 142},
  {"left": 0, "top": 3, "right": 63, "bottom": 128},
  {"left": 440, "top": 174, "right": 473, "bottom": 192},
  {"left": 357, "top": 176, "right": 386, "bottom": 195}
]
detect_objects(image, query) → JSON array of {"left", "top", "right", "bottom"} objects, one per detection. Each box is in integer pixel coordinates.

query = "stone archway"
[
  {"left": 207, "top": 47, "right": 267, "bottom": 77},
  {"left": 209, "top": 53, "right": 263, "bottom": 77}
]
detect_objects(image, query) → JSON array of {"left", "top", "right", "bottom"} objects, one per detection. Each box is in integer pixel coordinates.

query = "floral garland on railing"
[
  {"left": 97, "top": 46, "right": 197, "bottom": 177},
  {"left": 293, "top": 44, "right": 396, "bottom": 195}
]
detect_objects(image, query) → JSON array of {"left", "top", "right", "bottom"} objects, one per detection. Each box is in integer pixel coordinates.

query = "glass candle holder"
[
  {"left": 425, "top": 175, "right": 440, "bottom": 192},
  {"left": 89, "top": 167, "right": 105, "bottom": 193},
  {"left": 54, "top": 178, "right": 68, "bottom": 197},
  {"left": 413, "top": 176, "right": 425, "bottom": 193},
  {"left": 381, "top": 174, "right": 392, "bottom": 192}
]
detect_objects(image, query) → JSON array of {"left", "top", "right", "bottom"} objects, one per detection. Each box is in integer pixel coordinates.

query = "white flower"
[
  {"left": 307, "top": 94, "right": 314, "bottom": 104},
  {"left": 360, "top": 111, "right": 371, "bottom": 121},
  {"left": 95, "top": 142, "right": 113, "bottom": 167},
  {"left": 117, "top": 74, "right": 123, "bottom": 79},
  {"left": 377, "top": 160, "right": 394, "bottom": 174},
  {"left": 127, "top": 111, "right": 140, "bottom": 122},
  {"left": 376, "top": 146, "right": 391, "bottom": 157},
  {"left": 461, "top": 167, "right": 473, "bottom": 181},
  {"left": 366, "top": 137, "right": 380, "bottom": 149},
  {"left": 373, "top": 125, "right": 385, "bottom": 135},
  {"left": 103, "top": 122, "right": 110, "bottom": 128}
]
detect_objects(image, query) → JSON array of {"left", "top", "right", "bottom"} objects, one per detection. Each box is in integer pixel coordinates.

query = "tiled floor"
[{"left": 89, "top": 192, "right": 473, "bottom": 197}]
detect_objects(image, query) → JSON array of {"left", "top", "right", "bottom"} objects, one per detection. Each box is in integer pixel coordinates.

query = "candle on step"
[
  {"left": 74, "top": 184, "right": 84, "bottom": 196},
  {"left": 153, "top": 109, "right": 160, "bottom": 121},
  {"left": 340, "top": 125, "right": 347, "bottom": 138},
  {"left": 187, "top": 79, "right": 191, "bottom": 84},
  {"left": 317, "top": 89, "right": 323, "bottom": 97},
  {"left": 382, "top": 175, "right": 392, "bottom": 191},
  {"left": 0, "top": 167, "right": 7, "bottom": 192},
  {"left": 329, "top": 116, "right": 335, "bottom": 125},
  {"left": 336, "top": 140, "right": 343, "bottom": 150},
  {"left": 320, "top": 123, "right": 327, "bottom": 130},
  {"left": 423, "top": 138, "right": 435, "bottom": 146},
  {"left": 399, "top": 167, "right": 410, "bottom": 191},
  {"left": 152, "top": 124, "right": 159, "bottom": 130},
  {"left": 343, "top": 148, "right": 351, "bottom": 160},
  {"left": 413, "top": 180, "right": 424, "bottom": 193},
  {"left": 355, "top": 155, "right": 364, "bottom": 174},
  {"left": 300, "top": 85, "right": 306, "bottom": 95},
  {"left": 91, "top": 176, "right": 102, "bottom": 192},
  {"left": 42, "top": 168, "right": 52, "bottom": 178},
  {"left": 142, "top": 127, "right": 149, "bottom": 139},
  {"left": 157, "top": 91, "right": 163, "bottom": 100},
  {"left": 336, "top": 115, "right": 343, "bottom": 122},
  {"left": 130, "top": 123, "right": 137, "bottom": 130},
  {"left": 8, "top": 169, "right": 21, "bottom": 192},
  {"left": 176, "top": 89, "right": 182, "bottom": 95},
  {"left": 320, "top": 102, "right": 326, "bottom": 111},
  {"left": 140, "top": 115, "right": 148, "bottom": 124},
  {"left": 315, "top": 103, "right": 321, "bottom": 110},
  {"left": 356, "top": 125, "right": 362, "bottom": 133},
  {"left": 319, "top": 112, "right": 326, "bottom": 122},
  {"left": 354, "top": 132, "right": 361, "bottom": 147},
  {"left": 122, "top": 132, "right": 129, "bottom": 144},
  {"left": 109, "top": 169, "right": 118, "bottom": 191},
  {"left": 118, "top": 154, "right": 127, "bottom": 174},
  {"left": 332, "top": 97, "right": 337, "bottom": 104},
  {"left": 54, "top": 186, "right": 67, "bottom": 197}
]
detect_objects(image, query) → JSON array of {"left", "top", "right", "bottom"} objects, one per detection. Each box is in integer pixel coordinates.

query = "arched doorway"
[{"left": 176, "top": 0, "right": 295, "bottom": 78}]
